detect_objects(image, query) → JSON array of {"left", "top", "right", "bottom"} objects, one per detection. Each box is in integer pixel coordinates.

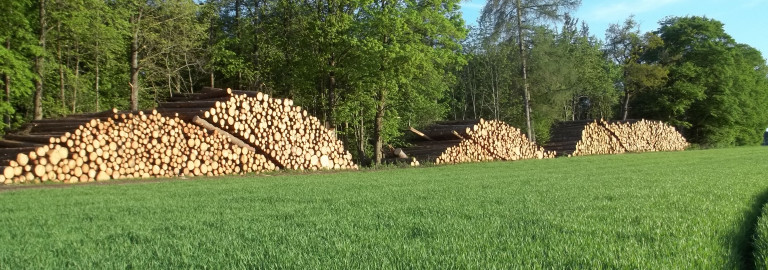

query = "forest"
[{"left": 1, "top": 0, "right": 767, "bottom": 165}]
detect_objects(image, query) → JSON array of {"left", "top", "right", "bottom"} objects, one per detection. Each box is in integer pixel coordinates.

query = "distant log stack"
[
  {"left": 545, "top": 119, "right": 688, "bottom": 157},
  {"left": 436, "top": 119, "right": 555, "bottom": 164},
  {"left": 400, "top": 119, "right": 554, "bottom": 165},
  {"left": 0, "top": 110, "right": 274, "bottom": 184},
  {"left": 159, "top": 88, "right": 357, "bottom": 171}
]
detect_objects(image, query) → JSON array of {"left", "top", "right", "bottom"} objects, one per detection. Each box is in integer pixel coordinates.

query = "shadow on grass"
[{"left": 732, "top": 187, "right": 768, "bottom": 270}]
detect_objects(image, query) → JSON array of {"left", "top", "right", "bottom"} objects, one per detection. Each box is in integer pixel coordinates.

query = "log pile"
[
  {"left": 545, "top": 119, "right": 688, "bottom": 157},
  {"left": 0, "top": 110, "right": 274, "bottom": 184},
  {"left": 435, "top": 119, "right": 555, "bottom": 164},
  {"left": 400, "top": 119, "right": 554, "bottom": 165},
  {"left": 158, "top": 87, "right": 357, "bottom": 171},
  {"left": 0, "top": 86, "right": 360, "bottom": 184}
]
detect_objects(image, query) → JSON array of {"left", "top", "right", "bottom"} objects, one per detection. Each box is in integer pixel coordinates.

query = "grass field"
[{"left": 1, "top": 146, "right": 767, "bottom": 268}]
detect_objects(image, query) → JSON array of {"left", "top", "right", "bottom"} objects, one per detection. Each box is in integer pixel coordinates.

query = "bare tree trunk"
[
  {"left": 234, "top": 0, "right": 241, "bottom": 39},
  {"left": 129, "top": 9, "right": 142, "bottom": 111},
  {"left": 56, "top": 21, "right": 65, "bottom": 105},
  {"left": 185, "top": 54, "right": 193, "bottom": 93},
  {"left": 358, "top": 108, "right": 365, "bottom": 164},
  {"left": 207, "top": 4, "right": 215, "bottom": 89},
  {"left": 4, "top": 39, "right": 11, "bottom": 129},
  {"left": 516, "top": 0, "right": 534, "bottom": 141},
  {"left": 33, "top": 0, "right": 47, "bottom": 120},
  {"left": 73, "top": 42, "right": 80, "bottom": 113},
  {"left": 130, "top": 34, "right": 139, "bottom": 110},
  {"left": 327, "top": 55, "right": 336, "bottom": 127},
  {"left": 95, "top": 56, "right": 100, "bottom": 112},
  {"left": 166, "top": 56, "right": 172, "bottom": 97},
  {"left": 373, "top": 87, "right": 387, "bottom": 165},
  {"left": 622, "top": 91, "right": 630, "bottom": 121}
]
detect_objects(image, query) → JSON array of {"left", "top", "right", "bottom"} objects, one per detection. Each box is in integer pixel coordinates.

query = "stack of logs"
[
  {"left": 400, "top": 119, "right": 554, "bottom": 165},
  {"left": 545, "top": 119, "right": 688, "bottom": 157},
  {"left": 435, "top": 119, "right": 555, "bottom": 164},
  {"left": 160, "top": 88, "right": 357, "bottom": 171},
  {"left": 0, "top": 110, "right": 274, "bottom": 184},
  {"left": 0, "top": 87, "right": 359, "bottom": 184}
]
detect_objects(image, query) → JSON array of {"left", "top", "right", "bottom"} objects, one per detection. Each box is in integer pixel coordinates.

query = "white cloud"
[{"left": 587, "top": 0, "right": 686, "bottom": 21}]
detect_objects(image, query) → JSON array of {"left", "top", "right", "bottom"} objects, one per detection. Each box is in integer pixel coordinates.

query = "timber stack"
[
  {"left": 400, "top": 119, "right": 554, "bottom": 165},
  {"left": 545, "top": 119, "right": 688, "bottom": 157},
  {"left": 159, "top": 87, "right": 357, "bottom": 171},
  {"left": 0, "top": 87, "right": 357, "bottom": 184},
  {"left": 0, "top": 110, "right": 274, "bottom": 184}
]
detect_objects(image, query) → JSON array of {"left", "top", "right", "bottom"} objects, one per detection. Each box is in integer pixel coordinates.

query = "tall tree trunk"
[
  {"left": 622, "top": 91, "right": 630, "bottom": 121},
  {"left": 234, "top": 0, "right": 241, "bottom": 41},
  {"left": 95, "top": 56, "right": 99, "bottom": 112},
  {"left": 166, "top": 56, "right": 172, "bottom": 97},
  {"left": 130, "top": 18, "right": 140, "bottom": 111},
  {"left": 185, "top": 54, "right": 193, "bottom": 93},
  {"left": 33, "top": 0, "right": 47, "bottom": 120},
  {"left": 516, "top": 0, "right": 534, "bottom": 141},
  {"left": 358, "top": 108, "right": 365, "bottom": 165},
  {"left": 56, "top": 21, "right": 65, "bottom": 105},
  {"left": 4, "top": 39, "right": 10, "bottom": 130},
  {"left": 73, "top": 42, "right": 80, "bottom": 113},
  {"left": 208, "top": 5, "right": 215, "bottom": 89},
  {"left": 253, "top": 0, "right": 261, "bottom": 89},
  {"left": 327, "top": 55, "right": 336, "bottom": 128},
  {"left": 373, "top": 87, "right": 387, "bottom": 165}
]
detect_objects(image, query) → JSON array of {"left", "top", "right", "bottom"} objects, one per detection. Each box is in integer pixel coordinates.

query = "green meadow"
[{"left": 1, "top": 147, "right": 767, "bottom": 268}]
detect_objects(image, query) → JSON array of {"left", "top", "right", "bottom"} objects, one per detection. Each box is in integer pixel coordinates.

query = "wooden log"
[
  {"left": 168, "top": 88, "right": 231, "bottom": 101},
  {"left": 408, "top": 126, "right": 433, "bottom": 141},
  {"left": 4, "top": 134, "right": 57, "bottom": 144},
  {"left": 0, "top": 140, "right": 45, "bottom": 148},
  {"left": 191, "top": 116, "right": 255, "bottom": 152},
  {"left": 157, "top": 100, "right": 219, "bottom": 109}
]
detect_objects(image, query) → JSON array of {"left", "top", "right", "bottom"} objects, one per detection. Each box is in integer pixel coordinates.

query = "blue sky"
[{"left": 459, "top": 0, "right": 768, "bottom": 59}]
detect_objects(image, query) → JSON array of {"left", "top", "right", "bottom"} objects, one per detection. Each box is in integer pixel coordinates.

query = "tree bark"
[
  {"left": 208, "top": 4, "right": 215, "bottom": 89},
  {"left": 373, "top": 87, "right": 387, "bottom": 165},
  {"left": 622, "top": 91, "right": 630, "bottom": 121},
  {"left": 56, "top": 21, "right": 65, "bottom": 105},
  {"left": 4, "top": 39, "right": 10, "bottom": 129},
  {"left": 73, "top": 42, "right": 80, "bottom": 113},
  {"left": 95, "top": 41, "right": 100, "bottom": 112},
  {"left": 129, "top": 7, "right": 143, "bottom": 111},
  {"left": 327, "top": 55, "right": 336, "bottom": 128},
  {"left": 516, "top": 0, "right": 534, "bottom": 142},
  {"left": 358, "top": 108, "right": 365, "bottom": 164},
  {"left": 33, "top": 0, "right": 47, "bottom": 120}
]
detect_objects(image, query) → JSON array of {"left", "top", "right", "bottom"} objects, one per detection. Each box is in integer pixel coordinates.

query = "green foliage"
[
  {"left": 604, "top": 16, "right": 670, "bottom": 120},
  {"left": 1, "top": 147, "right": 768, "bottom": 267},
  {"left": 451, "top": 15, "right": 616, "bottom": 144},
  {"left": 636, "top": 16, "right": 768, "bottom": 146},
  {"left": 0, "top": 0, "right": 36, "bottom": 130}
]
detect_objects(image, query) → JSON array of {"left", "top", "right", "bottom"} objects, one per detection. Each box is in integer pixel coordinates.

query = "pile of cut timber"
[
  {"left": 0, "top": 87, "right": 357, "bottom": 184},
  {"left": 0, "top": 110, "right": 274, "bottom": 184},
  {"left": 160, "top": 88, "right": 357, "bottom": 171},
  {"left": 401, "top": 119, "right": 554, "bottom": 165},
  {"left": 544, "top": 119, "right": 688, "bottom": 157}
]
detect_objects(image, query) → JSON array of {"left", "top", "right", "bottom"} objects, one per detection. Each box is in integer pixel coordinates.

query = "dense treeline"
[
  {"left": 0, "top": 0, "right": 766, "bottom": 166},
  {"left": 456, "top": 8, "right": 768, "bottom": 147}
]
